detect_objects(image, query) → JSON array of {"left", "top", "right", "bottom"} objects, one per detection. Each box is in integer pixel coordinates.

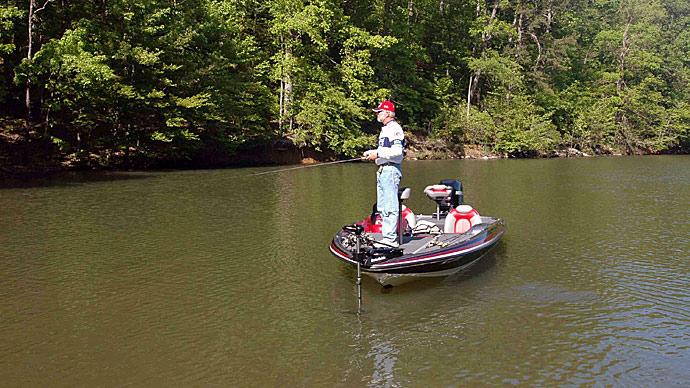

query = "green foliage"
[
  {"left": 0, "top": 5, "right": 22, "bottom": 56},
  {"left": 467, "top": 50, "right": 523, "bottom": 97},
  {"left": 0, "top": 5, "right": 22, "bottom": 102},
  {"left": 488, "top": 94, "right": 560, "bottom": 155},
  {"left": 340, "top": 26, "right": 397, "bottom": 104},
  {"left": 433, "top": 105, "right": 496, "bottom": 146},
  {"left": 294, "top": 85, "right": 374, "bottom": 156},
  {"left": 570, "top": 96, "right": 621, "bottom": 152},
  {"left": 0, "top": 0, "right": 688, "bottom": 167},
  {"left": 18, "top": 28, "right": 116, "bottom": 104},
  {"left": 434, "top": 94, "right": 560, "bottom": 156}
]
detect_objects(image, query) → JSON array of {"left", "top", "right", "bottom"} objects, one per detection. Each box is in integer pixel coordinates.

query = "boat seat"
[
  {"left": 444, "top": 205, "right": 482, "bottom": 234},
  {"left": 424, "top": 184, "right": 452, "bottom": 201},
  {"left": 362, "top": 205, "right": 416, "bottom": 233},
  {"left": 399, "top": 187, "right": 411, "bottom": 200},
  {"left": 402, "top": 205, "right": 416, "bottom": 229},
  {"left": 424, "top": 183, "right": 462, "bottom": 219}
]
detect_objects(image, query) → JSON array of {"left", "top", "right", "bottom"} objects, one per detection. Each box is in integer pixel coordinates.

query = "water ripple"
[{"left": 1, "top": 157, "right": 689, "bottom": 385}]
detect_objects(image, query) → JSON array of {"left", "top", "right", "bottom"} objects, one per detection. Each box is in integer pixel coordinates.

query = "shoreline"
[{"left": 1, "top": 132, "right": 687, "bottom": 179}]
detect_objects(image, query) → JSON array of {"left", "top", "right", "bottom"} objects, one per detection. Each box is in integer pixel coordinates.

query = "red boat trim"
[{"left": 330, "top": 242, "right": 350, "bottom": 260}]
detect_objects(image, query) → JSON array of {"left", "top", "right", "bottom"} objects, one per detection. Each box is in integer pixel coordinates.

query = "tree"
[{"left": 0, "top": 4, "right": 22, "bottom": 107}]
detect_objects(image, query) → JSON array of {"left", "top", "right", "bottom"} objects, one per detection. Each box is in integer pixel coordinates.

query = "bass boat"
[{"left": 329, "top": 179, "right": 505, "bottom": 286}]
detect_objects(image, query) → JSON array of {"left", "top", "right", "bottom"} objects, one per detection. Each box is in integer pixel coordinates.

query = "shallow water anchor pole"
[
  {"left": 356, "top": 262, "right": 362, "bottom": 310},
  {"left": 355, "top": 232, "right": 362, "bottom": 311},
  {"left": 344, "top": 224, "right": 365, "bottom": 312}
]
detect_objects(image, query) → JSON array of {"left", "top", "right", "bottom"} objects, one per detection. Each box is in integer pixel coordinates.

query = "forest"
[{"left": 1, "top": 0, "right": 688, "bottom": 169}]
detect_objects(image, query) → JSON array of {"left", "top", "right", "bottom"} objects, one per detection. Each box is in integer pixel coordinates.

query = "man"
[{"left": 363, "top": 100, "right": 405, "bottom": 247}]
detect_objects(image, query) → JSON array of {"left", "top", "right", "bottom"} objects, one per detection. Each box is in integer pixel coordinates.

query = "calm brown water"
[{"left": 1, "top": 156, "right": 689, "bottom": 386}]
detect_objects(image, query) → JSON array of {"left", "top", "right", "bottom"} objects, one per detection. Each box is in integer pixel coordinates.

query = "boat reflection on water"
[{"left": 333, "top": 254, "right": 506, "bottom": 386}]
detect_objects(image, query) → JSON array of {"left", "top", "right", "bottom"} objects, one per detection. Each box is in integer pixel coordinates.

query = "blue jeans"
[{"left": 376, "top": 165, "right": 402, "bottom": 241}]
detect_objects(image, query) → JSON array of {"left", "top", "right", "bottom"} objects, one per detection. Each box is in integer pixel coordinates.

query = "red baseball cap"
[{"left": 373, "top": 100, "right": 395, "bottom": 113}]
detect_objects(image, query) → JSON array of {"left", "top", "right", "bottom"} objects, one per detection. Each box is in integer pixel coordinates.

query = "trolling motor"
[
  {"left": 342, "top": 224, "right": 366, "bottom": 265},
  {"left": 342, "top": 223, "right": 403, "bottom": 267}
]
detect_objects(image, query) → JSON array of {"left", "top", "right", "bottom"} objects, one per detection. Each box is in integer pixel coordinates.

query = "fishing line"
[{"left": 246, "top": 157, "right": 365, "bottom": 176}]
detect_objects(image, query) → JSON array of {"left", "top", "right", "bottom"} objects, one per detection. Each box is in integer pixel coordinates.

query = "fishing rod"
[{"left": 247, "top": 157, "right": 365, "bottom": 176}]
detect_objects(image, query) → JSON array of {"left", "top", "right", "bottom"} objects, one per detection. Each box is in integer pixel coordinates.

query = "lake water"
[{"left": 1, "top": 156, "right": 689, "bottom": 386}]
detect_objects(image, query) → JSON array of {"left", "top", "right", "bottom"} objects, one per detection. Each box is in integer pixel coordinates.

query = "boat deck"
[{"left": 366, "top": 216, "right": 496, "bottom": 255}]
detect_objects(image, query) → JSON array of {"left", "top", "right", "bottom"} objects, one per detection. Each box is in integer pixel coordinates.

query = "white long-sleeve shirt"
[{"left": 370, "top": 120, "right": 404, "bottom": 165}]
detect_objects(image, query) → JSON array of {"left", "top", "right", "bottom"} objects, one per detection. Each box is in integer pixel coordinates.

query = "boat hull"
[
  {"left": 363, "top": 252, "right": 491, "bottom": 286},
  {"left": 329, "top": 218, "right": 505, "bottom": 285}
]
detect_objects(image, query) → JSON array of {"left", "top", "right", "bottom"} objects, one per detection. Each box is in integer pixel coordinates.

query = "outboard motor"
[
  {"left": 424, "top": 179, "right": 464, "bottom": 219},
  {"left": 439, "top": 179, "right": 463, "bottom": 207}
]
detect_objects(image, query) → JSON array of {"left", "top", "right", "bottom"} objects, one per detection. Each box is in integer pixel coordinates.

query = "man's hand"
[{"left": 363, "top": 150, "right": 378, "bottom": 161}]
